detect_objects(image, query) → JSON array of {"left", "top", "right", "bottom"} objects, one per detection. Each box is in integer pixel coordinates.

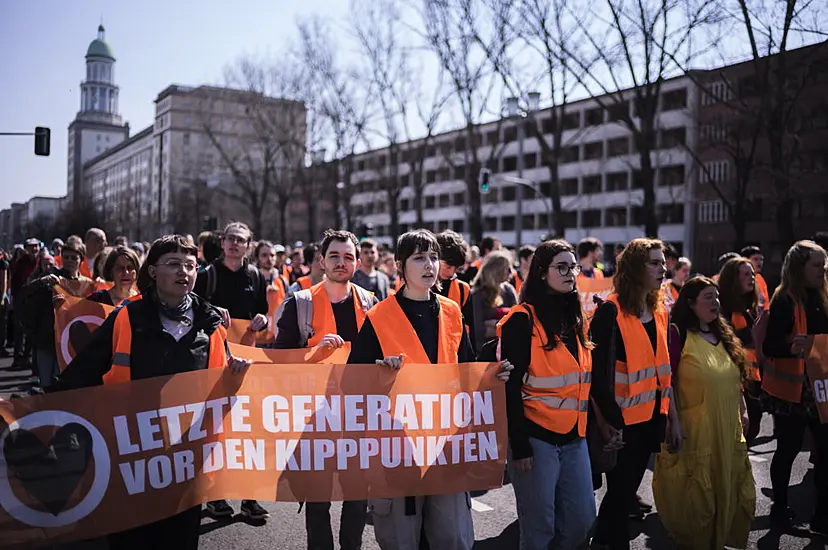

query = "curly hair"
[
  {"left": 472, "top": 251, "right": 513, "bottom": 308},
  {"left": 718, "top": 257, "right": 758, "bottom": 316},
  {"left": 436, "top": 230, "right": 469, "bottom": 268},
  {"left": 613, "top": 238, "right": 664, "bottom": 316},
  {"left": 774, "top": 240, "right": 828, "bottom": 313}
]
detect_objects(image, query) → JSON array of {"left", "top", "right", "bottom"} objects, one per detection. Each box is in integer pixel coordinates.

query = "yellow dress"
[{"left": 653, "top": 331, "right": 756, "bottom": 549}]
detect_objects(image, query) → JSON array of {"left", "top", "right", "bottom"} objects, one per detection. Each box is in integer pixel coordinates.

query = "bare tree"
[{"left": 563, "top": 0, "right": 720, "bottom": 238}]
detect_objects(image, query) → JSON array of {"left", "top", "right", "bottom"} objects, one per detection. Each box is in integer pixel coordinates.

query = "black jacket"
[
  {"left": 53, "top": 294, "right": 225, "bottom": 390},
  {"left": 193, "top": 260, "right": 268, "bottom": 321}
]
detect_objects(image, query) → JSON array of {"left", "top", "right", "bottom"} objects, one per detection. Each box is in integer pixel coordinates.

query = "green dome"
[{"left": 86, "top": 25, "right": 115, "bottom": 60}]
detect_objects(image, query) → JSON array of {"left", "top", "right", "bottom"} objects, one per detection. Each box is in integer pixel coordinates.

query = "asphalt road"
[{"left": 0, "top": 351, "right": 825, "bottom": 549}]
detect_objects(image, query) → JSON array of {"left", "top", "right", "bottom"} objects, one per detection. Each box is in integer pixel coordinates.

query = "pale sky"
[{"left": 0, "top": 0, "right": 350, "bottom": 210}]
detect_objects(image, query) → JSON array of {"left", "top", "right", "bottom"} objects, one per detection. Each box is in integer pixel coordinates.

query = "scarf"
[{"left": 153, "top": 289, "right": 194, "bottom": 325}]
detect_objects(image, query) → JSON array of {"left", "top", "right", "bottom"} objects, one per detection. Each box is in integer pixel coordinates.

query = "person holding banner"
[
  {"left": 653, "top": 276, "right": 755, "bottom": 549},
  {"left": 350, "top": 229, "right": 513, "bottom": 550},
  {"left": 497, "top": 240, "right": 596, "bottom": 550},
  {"left": 761, "top": 240, "right": 828, "bottom": 534},
  {"left": 86, "top": 245, "right": 141, "bottom": 306},
  {"left": 589, "top": 238, "right": 672, "bottom": 550},
  {"left": 718, "top": 257, "right": 763, "bottom": 444}
]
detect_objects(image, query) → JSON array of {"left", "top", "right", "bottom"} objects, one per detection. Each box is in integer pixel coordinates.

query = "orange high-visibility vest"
[
  {"left": 297, "top": 276, "right": 314, "bottom": 290},
  {"left": 513, "top": 271, "right": 523, "bottom": 295},
  {"left": 577, "top": 267, "right": 604, "bottom": 282},
  {"left": 105, "top": 305, "right": 227, "bottom": 384},
  {"left": 756, "top": 274, "right": 769, "bottom": 311},
  {"left": 368, "top": 294, "right": 463, "bottom": 364},
  {"left": 80, "top": 260, "right": 93, "bottom": 279},
  {"left": 668, "top": 283, "right": 680, "bottom": 303},
  {"left": 55, "top": 256, "right": 63, "bottom": 268},
  {"left": 281, "top": 265, "right": 292, "bottom": 281},
  {"left": 497, "top": 304, "right": 592, "bottom": 436},
  {"left": 446, "top": 278, "right": 470, "bottom": 308},
  {"left": 762, "top": 298, "right": 807, "bottom": 402},
  {"left": 731, "top": 312, "right": 761, "bottom": 382},
  {"left": 607, "top": 294, "right": 672, "bottom": 425},
  {"left": 307, "top": 282, "right": 372, "bottom": 347}
]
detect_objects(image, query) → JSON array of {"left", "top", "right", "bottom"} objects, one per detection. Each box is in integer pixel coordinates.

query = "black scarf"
[{"left": 153, "top": 289, "right": 193, "bottom": 325}]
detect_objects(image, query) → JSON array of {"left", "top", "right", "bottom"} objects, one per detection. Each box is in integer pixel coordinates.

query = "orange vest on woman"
[
  {"left": 446, "top": 278, "right": 470, "bottom": 308},
  {"left": 307, "top": 282, "right": 372, "bottom": 347},
  {"left": 497, "top": 304, "right": 592, "bottom": 436},
  {"left": 607, "top": 294, "right": 672, "bottom": 425},
  {"left": 761, "top": 298, "right": 807, "bottom": 402},
  {"left": 105, "top": 305, "right": 227, "bottom": 384},
  {"left": 367, "top": 294, "right": 463, "bottom": 364},
  {"left": 731, "top": 312, "right": 761, "bottom": 382}
]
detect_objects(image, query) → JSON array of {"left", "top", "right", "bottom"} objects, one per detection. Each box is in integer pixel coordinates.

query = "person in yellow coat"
[{"left": 653, "top": 276, "right": 755, "bottom": 549}]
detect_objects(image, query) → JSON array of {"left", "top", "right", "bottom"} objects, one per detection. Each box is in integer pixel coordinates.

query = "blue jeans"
[{"left": 509, "top": 437, "right": 596, "bottom": 550}]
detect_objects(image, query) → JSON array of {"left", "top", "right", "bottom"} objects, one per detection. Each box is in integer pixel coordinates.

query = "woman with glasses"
[
  {"left": 87, "top": 245, "right": 141, "bottom": 306},
  {"left": 761, "top": 240, "right": 828, "bottom": 534},
  {"left": 497, "top": 240, "right": 596, "bottom": 549},
  {"left": 54, "top": 234, "right": 250, "bottom": 550},
  {"left": 589, "top": 238, "right": 673, "bottom": 550}
]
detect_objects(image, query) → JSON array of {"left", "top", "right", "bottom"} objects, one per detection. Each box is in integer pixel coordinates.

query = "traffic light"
[
  {"left": 34, "top": 127, "right": 50, "bottom": 156},
  {"left": 359, "top": 223, "right": 375, "bottom": 240},
  {"left": 478, "top": 168, "right": 492, "bottom": 195}
]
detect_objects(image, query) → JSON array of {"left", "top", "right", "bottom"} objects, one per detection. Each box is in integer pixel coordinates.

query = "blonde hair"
[
  {"left": 472, "top": 250, "right": 513, "bottom": 308},
  {"left": 774, "top": 240, "right": 828, "bottom": 313}
]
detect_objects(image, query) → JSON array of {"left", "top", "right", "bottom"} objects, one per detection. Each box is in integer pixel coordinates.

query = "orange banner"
[
  {"left": 578, "top": 277, "right": 613, "bottom": 316},
  {"left": 806, "top": 335, "right": 828, "bottom": 423},
  {"left": 53, "top": 293, "right": 115, "bottom": 372},
  {"left": 0, "top": 362, "right": 506, "bottom": 548}
]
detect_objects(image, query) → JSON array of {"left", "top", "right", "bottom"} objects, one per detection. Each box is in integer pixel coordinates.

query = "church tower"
[{"left": 67, "top": 25, "right": 130, "bottom": 210}]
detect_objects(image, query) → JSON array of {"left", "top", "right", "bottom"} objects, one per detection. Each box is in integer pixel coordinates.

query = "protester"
[
  {"left": 349, "top": 228, "right": 512, "bottom": 550},
  {"left": 273, "top": 229, "right": 376, "bottom": 550},
  {"left": 435, "top": 230, "right": 474, "bottom": 332},
  {"left": 129, "top": 241, "right": 146, "bottom": 264},
  {"left": 663, "top": 243, "right": 679, "bottom": 279},
  {"left": 379, "top": 251, "right": 400, "bottom": 293},
  {"left": 497, "top": 240, "right": 596, "bottom": 549},
  {"left": 577, "top": 237, "right": 604, "bottom": 281},
  {"left": 20, "top": 242, "right": 94, "bottom": 388},
  {"left": 83, "top": 228, "right": 108, "bottom": 278},
  {"left": 664, "top": 256, "right": 691, "bottom": 311},
  {"left": 461, "top": 236, "right": 501, "bottom": 283},
  {"left": 51, "top": 238, "right": 65, "bottom": 268},
  {"left": 741, "top": 246, "right": 769, "bottom": 311},
  {"left": 289, "top": 243, "right": 309, "bottom": 283},
  {"left": 9, "top": 238, "right": 39, "bottom": 369},
  {"left": 351, "top": 238, "right": 391, "bottom": 301},
  {"left": 713, "top": 252, "right": 740, "bottom": 281},
  {"left": 199, "top": 232, "right": 222, "bottom": 266},
  {"left": 193, "top": 222, "right": 270, "bottom": 521},
  {"left": 197, "top": 231, "right": 213, "bottom": 265},
  {"left": 718, "top": 257, "right": 763, "bottom": 443},
  {"left": 653, "top": 276, "right": 755, "bottom": 549},
  {"left": 53, "top": 234, "right": 251, "bottom": 550},
  {"left": 510, "top": 244, "right": 535, "bottom": 296},
  {"left": 761, "top": 240, "right": 828, "bottom": 534},
  {"left": 0, "top": 249, "right": 8, "bottom": 357},
  {"left": 287, "top": 242, "right": 324, "bottom": 295},
  {"left": 470, "top": 251, "right": 518, "bottom": 355},
  {"left": 87, "top": 246, "right": 141, "bottom": 306},
  {"left": 92, "top": 246, "right": 114, "bottom": 284},
  {"left": 589, "top": 238, "right": 671, "bottom": 549},
  {"left": 255, "top": 240, "right": 289, "bottom": 307}
]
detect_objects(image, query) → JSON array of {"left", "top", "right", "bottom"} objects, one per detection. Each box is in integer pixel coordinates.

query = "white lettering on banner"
[
  {"left": 119, "top": 460, "right": 145, "bottom": 495},
  {"left": 173, "top": 449, "right": 196, "bottom": 480},
  {"left": 344, "top": 395, "right": 365, "bottom": 431},
  {"left": 158, "top": 405, "right": 187, "bottom": 445},
  {"left": 366, "top": 395, "right": 392, "bottom": 430},
  {"left": 394, "top": 395, "right": 419, "bottom": 430},
  {"left": 415, "top": 394, "right": 438, "bottom": 429},
  {"left": 203, "top": 442, "right": 224, "bottom": 473},
  {"left": 113, "top": 415, "right": 139, "bottom": 455},
  {"left": 816, "top": 379, "right": 827, "bottom": 403},
  {"left": 316, "top": 395, "right": 342, "bottom": 431},
  {"left": 262, "top": 395, "right": 290, "bottom": 432},
  {"left": 230, "top": 397, "right": 252, "bottom": 433},
  {"left": 186, "top": 402, "right": 208, "bottom": 440},
  {"left": 205, "top": 398, "right": 229, "bottom": 435},
  {"left": 136, "top": 410, "right": 163, "bottom": 451},
  {"left": 148, "top": 455, "right": 173, "bottom": 489},
  {"left": 118, "top": 450, "right": 197, "bottom": 495}
]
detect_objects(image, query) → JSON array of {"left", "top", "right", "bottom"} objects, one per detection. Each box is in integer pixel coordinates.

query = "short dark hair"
[
  {"left": 201, "top": 232, "right": 222, "bottom": 264},
  {"left": 479, "top": 236, "right": 499, "bottom": 255},
  {"left": 321, "top": 229, "right": 360, "bottom": 259},
  {"left": 436, "top": 230, "right": 469, "bottom": 268},
  {"left": 741, "top": 245, "right": 762, "bottom": 258},
  {"left": 254, "top": 241, "right": 274, "bottom": 259},
  {"left": 303, "top": 242, "right": 321, "bottom": 265},
  {"left": 518, "top": 245, "right": 536, "bottom": 261},
  {"left": 61, "top": 241, "right": 86, "bottom": 260},
  {"left": 137, "top": 235, "right": 198, "bottom": 294},
  {"left": 577, "top": 237, "right": 602, "bottom": 259},
  {"left": 663, "top": 242, "right": 679, "bottom": 261},
  {"left": 396, "top": 229, "right": 440, "bottom": 281},
  {"left": 814, "top": 232, "right": 828, "bottom": 252},
  {"left": 197, "top": 231, "right": 213, "bottom": 246},
  {"left": 360, "top": 238, "right": 378, "bottom": 250},
  {"left": 103, "top": 246, "right": 141, "bottom": 281},
  {"left": 114, "top": 236, "right": 129, "bottom": 247},
  {"left": 717, "top": 251, "right": 740, "bottom": 271}
]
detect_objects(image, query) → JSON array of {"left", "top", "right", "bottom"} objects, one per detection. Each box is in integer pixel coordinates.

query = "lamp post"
[
  {"left": 506, "top": 92, "right": 540, "bottom": 248},
  {"left": 310, "top": 149, "right": 326, "bottom": 241},
  {"left": 336, "top": 181, "right": 346, "bottom": 228}
]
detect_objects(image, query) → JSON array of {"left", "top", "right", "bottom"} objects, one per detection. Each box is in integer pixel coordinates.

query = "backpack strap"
[
  {"left": 294, "top": 289, "right": 314, "bottom": 348},
  {"left": 247, "top": 263, "right": 264, "bottom": 298}
]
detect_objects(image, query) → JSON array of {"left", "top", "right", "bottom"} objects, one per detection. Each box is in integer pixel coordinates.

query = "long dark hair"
[
  {"left": 137, "top": 235, "right": 198, "bottom": 295},
  {"left": 670, "top": 276, "right": 747, "bottom": 380},
  {"left": 718, "top": 257, "right": 758, "bottom": 317},
  {"left": 521, "top": 240, "right": 592, "bottom": 351}
]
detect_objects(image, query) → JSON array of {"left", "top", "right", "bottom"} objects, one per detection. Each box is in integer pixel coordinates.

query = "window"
[
  {"left": 561, "top": 178, "right": 579, "bottom": 195},
  {"left": 400, "top": 198, "right": 410, "bottom": 211},
  {"left": 559, "top": 210, "right": 578, "bottom": 227},
  {"left": 437, "top": 220, "right": 450, "bottom": 232},
  {"left": 662, "top": 89, "right": 687, "bottom": 111},
  {"left": 698, "top": 200, "right": 728, "bottom": 223},
  {"left": 502, "top": 186, "right": 516, "bottom": 201},
  {"left": 183, "top": 132, "right": 190, "bottom": 145},
  {"left": 606, "top": 172, "right": 628, "bottom": 191},
  {"left": 523, "top": 215, "right": 535, "bottom": 230},
  {"left": 425, "top": 195, "right": 436, "bottom": 209},
  {"left": 660, "top": 165, "right": 685, "bottom": 187},
  {"left": 659, "top": 204, "right": 684, "bottom": 224},
  {"left": 357, "top": 160, "right": 365, "bottom": 171},
  {"left": 561, "top": 146, "right": 580, "bottom": 163},
  {"left": 426, "top": 170, "right": 437, "bottom": 183},
  {"left": 487, "top": 130, "right": 499, "bottom": 145},
  {"left": 583, "top": 175, "right": 601, "bottom": 194},
  {"left": 501, "top": 216, "right": 515, "bottom": 231},
  {"left": 632, "top": 170, "right": 646, "bottom": 189},
  {"left": 453, "top": 191, "right": 465, "bottom": 205},
  {"left": 585, "top": 108, "right": 603, "bottom": 126},
  {"left": 438, "top": 194, "right": 450, "bottom": 208},
  {"left": 607, "top": 102, "right": 629, "bottom": 121},
  {"left": 660, "top": 128, "right": 686, "bottom": 149},
  {"left": 438, "top": 168, "right": 451, "bottom": 182},
  {"left": 582, "top": 209, "right": 602, "bottom": 227},
  {"left": 504, "top": 126, "right": 517, "bottom": 142},
  {"left": 541, "top": 117, "right": 554, "bottom": 134},
  {"left": 452, "top": 219, "right": 465, "bottom": 233},
  {"left": 426, "top": 145, "right": 437, "bottom": 157},
  {"left": 631, "top": 206, "right": 646, "bottom": 225},
  {"left": 484, "top": 217, "right": 498, "bottom": 231},
  {"left": 503, "top": 156, "right": 517, "bottom": 172},
  {"left": 563, "top": 112, "right": 580, "bottom": 130},
  {"left": 454, "top": 164, "right": 466, "bottom": 180},
  {"left": 608, "top": 137, "right": 629, "bottom": 157},
  {"left": 606, "top": 207, "right": 628, "bottom": 226},
  {"left": 454, "top": 137, "right": 466, "bottom": 151},
  {"left": 703, "top": 160, "right": 729, "bottom": 185},
  {"left": 524, "top": 153, "right": 538, "bottom": 169},
  {"left": 584, "top": 142, "right": 603, "bottom": 160}
]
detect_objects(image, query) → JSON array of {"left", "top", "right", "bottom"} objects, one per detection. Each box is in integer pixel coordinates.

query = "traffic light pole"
[
  {"left": 496, "top": 174, "right": 553, "bottom": 241},
  {"left": 0, "top": 127, "right": 51, "bottom": 156}
]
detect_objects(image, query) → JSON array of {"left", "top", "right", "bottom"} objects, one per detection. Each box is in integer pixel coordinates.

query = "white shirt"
[{"left": 159, "top": 307, "right": 195, "bottom": 341}]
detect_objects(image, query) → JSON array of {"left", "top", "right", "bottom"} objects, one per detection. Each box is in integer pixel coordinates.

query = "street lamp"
[
  {"left": 308, "top": 149, "right": 326, "bottom": 240},
  {"left": 336, "top": 181, "right": 347, "bottom": 228},
  {"left": 506, "top": 91, "right": 540, "bottom": 248}
]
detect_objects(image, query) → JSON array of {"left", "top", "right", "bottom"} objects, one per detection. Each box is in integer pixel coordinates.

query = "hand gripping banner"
[{"left": 0, "top": 361, "right": 506, "bottom": 548}]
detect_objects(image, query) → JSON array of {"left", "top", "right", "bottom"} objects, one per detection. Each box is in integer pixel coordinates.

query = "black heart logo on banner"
[
  {"left": 3, "top": 423, "right": 94, "bottom": 516},
  {"left": 68, "top": 321, "right": 96, "bottom": 357}
]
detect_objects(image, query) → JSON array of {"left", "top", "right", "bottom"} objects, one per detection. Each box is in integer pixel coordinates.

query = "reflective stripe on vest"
[
  {"left": 496, "top": 303, "right": 592, "bottom": 437},
  {"left": 607, "top": 294, "right": 671, "bottom": 425},
  {"left": 307, "top": 282, "right": 372, "bottom": 347},
  {"left": 732, "top": 312, "right": 761, "bottom": 382},
  {"left": 105, "top": 306, "right": 227, "bottom": 385},
  {"left": 368, "top": 294, "right": 463, "bottom": 364},
  {"left": 446, "top": 278, "right": 470, "bottom": 308},
  {"left": 762, "top": 299, "right": 806, "bottom": 402}
]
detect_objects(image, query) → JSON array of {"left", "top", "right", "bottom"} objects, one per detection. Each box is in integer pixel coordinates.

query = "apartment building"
[{"left": 346, "top": 76, "right": 698, "bottom": 254}]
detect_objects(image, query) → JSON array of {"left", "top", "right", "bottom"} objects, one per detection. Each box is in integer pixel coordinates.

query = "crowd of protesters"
[{"left": 2, "top": 223, "right": 828, "bottom": 550}]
